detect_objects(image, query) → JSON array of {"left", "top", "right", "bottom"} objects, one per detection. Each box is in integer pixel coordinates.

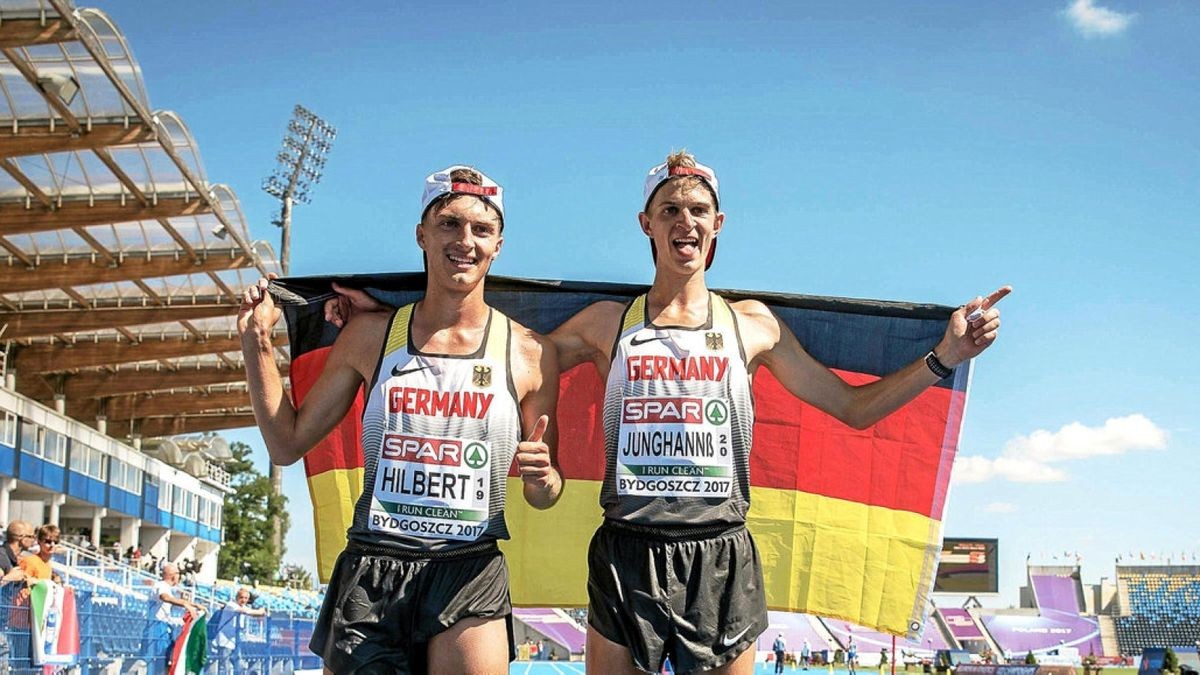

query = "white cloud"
[
  {"left": 985, "top": 502, "right": 1018, "bottom": 514},
  {"left": 1062, "top": 0, "right": 1136, "bottom": 38},
  {"left": 952, "top": 414, "right": 1166, "bottom": 484}
]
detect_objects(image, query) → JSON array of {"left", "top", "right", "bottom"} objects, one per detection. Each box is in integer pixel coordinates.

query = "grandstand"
[
  {"left": 0, "top": 0, "right": 285, "bottom": 582},
  {"left": 0, "top": 539, "right": 320, "bottom": 672},
  {"left": 1115, "top": 565, "right": 1200, "bottom": 655}
]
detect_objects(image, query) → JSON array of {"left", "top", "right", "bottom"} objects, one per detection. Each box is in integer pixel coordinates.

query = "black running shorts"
[
  {"left": 586, "top": 520, "right": 768, "bottom": 674},
  {"left": 309, "top": 541, "right": 515, "bottom": 674}
]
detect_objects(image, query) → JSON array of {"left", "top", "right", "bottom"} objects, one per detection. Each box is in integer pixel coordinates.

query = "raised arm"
[
  {"left": 511, "top": 326, "right": 564, "bottom": 509},
  {"left": 238, "top": 277, "right": 385, "bottom": 465},
  {"left": 741, "top": 287, "right": 1009, "bottom": 430},
  {"left": 548, "top": 300, "right": 625, "bottom": 374}
]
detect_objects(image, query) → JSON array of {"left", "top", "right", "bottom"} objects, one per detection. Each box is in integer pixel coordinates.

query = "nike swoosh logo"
[
  {"left": 630, "top": 335, "right": 667, "bottom": 346},
  {"left": 392, "top": 364, "right": 433, "bottom": 377},
  {"left": 721, "top": 625, "right": 752, "bottom": 647}
]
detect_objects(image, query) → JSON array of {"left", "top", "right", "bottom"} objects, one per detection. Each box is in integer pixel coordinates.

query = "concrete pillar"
[
  {"left": 194, "top": 542, "right": 220, "bottom": 584},
  {"left": 4, "top": 371, "right": 14, "bottom": 390},
  {"left": 47, "top": 493, "right": 66, "bottom": 525},
  {"left": 53, "top": 395, "right": 66, "bottom": 415},
  {"left": 143, "top": 527, "right": 170, "bottom": 561},
  {"left": 119, "top": 517, "right": 142, "bottom": 551},
  {"left": 90, "top": 507, "right": 107, "bottom": 548},
  {"left": 131, "top": 435, "right": 142, "bottom": 451},
  {"left": 168, "top": 533, "right": 198, "bottom": 563},
  {"left": 0, "top": 477, "right": 16, "bottom": 526},
  {"left": 95, "top": 416, "right": 106, "bottom": 436}
]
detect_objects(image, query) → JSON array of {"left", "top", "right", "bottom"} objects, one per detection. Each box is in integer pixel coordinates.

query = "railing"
[
  {"left": 0, "top": 582, "right": 319, "bottom": 673},
  {"left": 205, "top": 460, "right": 231, "bottom": 487},
  {"left": 2, "top": 542, "right": 320, "bottom": 673}
]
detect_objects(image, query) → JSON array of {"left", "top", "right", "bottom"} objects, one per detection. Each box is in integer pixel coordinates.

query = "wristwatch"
[{"left": 925, "top": 350, "right": 953, "bottom": 379}]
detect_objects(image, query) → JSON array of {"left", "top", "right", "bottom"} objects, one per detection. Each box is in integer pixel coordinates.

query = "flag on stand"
[
  {"left": 274, "top": 274, "right": 972, "bottom": 638},
  {"left": 28, "top": 580, "right": 79, "bottom": 667},
  {"left": 168, "top": 612, "right": 208, "bottom": 675}
]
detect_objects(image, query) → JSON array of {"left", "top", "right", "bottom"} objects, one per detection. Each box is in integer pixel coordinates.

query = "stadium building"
[{"left": 0, "top": 0, "right": 281, "bottom": 581}]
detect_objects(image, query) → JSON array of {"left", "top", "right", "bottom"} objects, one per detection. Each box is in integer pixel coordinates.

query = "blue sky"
[{"left": 102, "top": 0, "right": 1197, "bottom": 603}]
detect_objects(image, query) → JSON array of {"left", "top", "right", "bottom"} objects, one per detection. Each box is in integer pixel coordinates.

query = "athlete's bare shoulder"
[
  {"left": 505, "top": 319, "right": 560, "bottom": 415},
  {"left": 575, "top": 299, "right": 627, "bottom": 328},
  {"left": 551, "top": 299, "right": 627, "bottom": 371},
  {"left": 330, "top": 309, "right": 392, "bottom": 381},
  {"left": 727, "top": 298, "right": 784, "bottom": 365}
]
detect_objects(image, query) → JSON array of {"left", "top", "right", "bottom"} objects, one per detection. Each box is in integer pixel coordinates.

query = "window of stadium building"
[
  {"left": 90, "top": 447, "right": 104, "bottom": 480},
  {"left": 110, "top": 460, "right": 143, "bottom": 495},
  {"left": 159, "top": 483, "right": 172, "bottom": 510},
  {"left": 19, "top": 420, "right": 43, "bottom": 457},
  {"left": 2, "top": 411, "right": 15, "bottom": 447},
  {"left": 71, "top": 444, "right": 108, "bottom": 481},
  {"left": 45, "top": 429, "right": 68, "bottom": 465}
]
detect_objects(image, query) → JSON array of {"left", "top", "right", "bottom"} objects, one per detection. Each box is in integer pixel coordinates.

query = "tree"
[
  {"left": 1162, "top": 647, "right": 1179, "bottom": 675},
  {"left": 217, "top": 442, "right": 289, "bottom": 581},
  {"left": 1024, "top": 651, "right": 1038, "bottom": 666}
]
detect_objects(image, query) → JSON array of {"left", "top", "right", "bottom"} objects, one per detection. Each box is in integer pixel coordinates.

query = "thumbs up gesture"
[{"left": 516, "top": 415, "right": 562, "bottom": 508}]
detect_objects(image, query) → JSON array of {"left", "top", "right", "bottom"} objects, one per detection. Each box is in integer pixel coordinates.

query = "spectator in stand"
[
  {"left": 20, "top": 524, "right": 63, "bottom": 583},
  {"left": 141, "top": 562, "right": 203, "bottom": 672},
  {"left": 212, "top": 587, "right": 267, "bottom": 674},
  {"left": 0, "top": 520, "right": 35, "bottom": 674},
  {"left": 1, "top": 520, "right": 33, "bottom": 581}
]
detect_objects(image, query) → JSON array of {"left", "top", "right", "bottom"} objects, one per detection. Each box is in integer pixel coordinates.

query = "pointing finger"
[
  {"left": 981, "top": 285, "right": 1012, "bottom": 310},
  {"left": 526, "top": 415, "right": 549, "bottom": 443}
]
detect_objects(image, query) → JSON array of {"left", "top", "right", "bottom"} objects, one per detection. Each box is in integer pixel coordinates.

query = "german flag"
[{"left": 274, "top": 274, "right": 969, "bottom": 639}]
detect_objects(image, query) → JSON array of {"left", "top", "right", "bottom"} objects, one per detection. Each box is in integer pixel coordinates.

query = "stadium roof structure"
[{"left": 0, "top": 0, "right": 285, "bottom": 440}]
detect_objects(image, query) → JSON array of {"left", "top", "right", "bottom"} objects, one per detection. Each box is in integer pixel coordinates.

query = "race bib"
[
  {"left": 368, "top": 432, "right": 491, "bottom": 541},
  {"left": 615, "top": 396, "right": 733, "bottom": 498}
]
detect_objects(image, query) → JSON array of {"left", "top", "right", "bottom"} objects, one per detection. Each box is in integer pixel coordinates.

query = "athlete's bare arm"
[
  {"left": 511, "top": 325, "right": 564, "bottom": 509},
  {"left": 548, "top": 300, "right": 626, "bottom": 377},
  {"left": 239, "top": 277, "right": 388, "bottom": 466},
  {"left": 734, "top": 286, "right": 1009, "bottom": 430}
]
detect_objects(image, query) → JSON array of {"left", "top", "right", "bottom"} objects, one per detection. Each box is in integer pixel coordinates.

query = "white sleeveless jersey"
[
  {"left": 348, "top": 304, "right": 522, "bottom": 552},
  {"left": 601, "top": 293, "right": 755, "bottom": 526}
]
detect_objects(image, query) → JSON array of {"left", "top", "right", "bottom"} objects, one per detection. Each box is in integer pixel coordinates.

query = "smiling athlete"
[{"left": 239, "top": 165, "right": 562, "bottom": 674}]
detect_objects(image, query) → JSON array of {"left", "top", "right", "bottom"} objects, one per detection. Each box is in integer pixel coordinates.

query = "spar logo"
[
  {"left": 704, "top": 400, "right": 728, "bottom": 425},
  {"left": 463, "top": 442, "right": 488, "bottom": 469},
  {"left": 382, "top": 434, "right": 462, "bottom": 466},
  {"left": 622, "top": 397, "right": 731, "bottom": 425}
]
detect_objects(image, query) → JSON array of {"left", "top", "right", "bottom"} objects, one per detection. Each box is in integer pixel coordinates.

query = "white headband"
[
  {"left": 420, "top": 165, "right": 504, "bottom": 220},
  {"left": 642, "top": 160, "right": 720, "bottom": 210}
]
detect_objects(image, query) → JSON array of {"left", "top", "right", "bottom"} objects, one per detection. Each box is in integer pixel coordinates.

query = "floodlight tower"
[
  {"left": 261, "top": 105, "right": 336, "bottom": 556},
  {"left": 262, "top": 104, "right": 337, "bottom": 275}
]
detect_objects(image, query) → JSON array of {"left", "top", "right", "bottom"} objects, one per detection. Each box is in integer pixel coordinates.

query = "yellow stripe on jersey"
[
  {"left": 483, "top": 309, "right": 508, "bottom": 361},
  {"left": 621, "top": 295, "right": 646, "bottom": 335},
  {"left": 383, "top": 304, "right": 415, "bottom": 357},
  {"left": 710, "top": 292, "right": 736, "bottom": 330}
]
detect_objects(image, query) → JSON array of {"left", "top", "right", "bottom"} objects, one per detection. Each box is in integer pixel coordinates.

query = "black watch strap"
[{"left": 925, "top": 350, "right": 953, "bottom": 379}]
